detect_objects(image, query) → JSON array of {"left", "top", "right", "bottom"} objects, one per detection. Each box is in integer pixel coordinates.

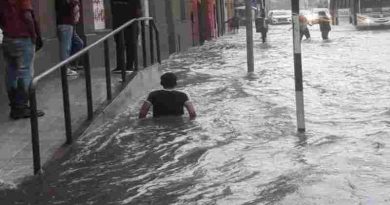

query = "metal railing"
[{"left": 29, "top": 17, "right": 161, "bottom": 174}]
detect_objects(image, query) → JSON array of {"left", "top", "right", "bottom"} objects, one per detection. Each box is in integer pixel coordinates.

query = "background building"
[{"left": 0, "top": 0, "right": 228, "bottom": 104}]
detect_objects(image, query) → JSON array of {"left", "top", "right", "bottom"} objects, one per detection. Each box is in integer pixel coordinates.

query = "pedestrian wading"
[
  {"left": 139, "top": 72, "right": 197, "bottom": 119},
  {"left": 318, "top": 11, "right": 331, "bottom": 40}
]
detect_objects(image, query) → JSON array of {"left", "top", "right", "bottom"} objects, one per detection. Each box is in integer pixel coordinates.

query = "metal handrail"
[
  {"left": 33, "top": 17, "right": 150, "bottom": 83},
  {"left": 29, "top": 17, "right": 161, "bottom": 174}
]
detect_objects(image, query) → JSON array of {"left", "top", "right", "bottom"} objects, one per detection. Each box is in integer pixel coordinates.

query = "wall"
[
  {"left": 171, "top": 0, "right": 193, "bottom": 52},
  {"left": 149, "top": 0, "right": 170, "bottom": 59},
  {"left": 191, "top": 0, "right": 201, "bottom": 46},
  {"left": 225, "top": 0, "right": 235, "bottom": 32}
]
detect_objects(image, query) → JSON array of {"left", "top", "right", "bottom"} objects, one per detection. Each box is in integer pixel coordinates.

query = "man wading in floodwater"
[{"left": 138, "top": 72, "right": 197, "bottom": 119}]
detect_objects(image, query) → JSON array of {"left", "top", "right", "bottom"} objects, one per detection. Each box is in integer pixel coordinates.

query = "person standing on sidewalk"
[
  {"left": 55, "top": 0, "right": 81, "bottom": 76},
  {"left": 139, "top": 72, "right": 197, "bottom": 120},
  {"left": 111, "top": 0, "right": 142, "bottom": 72},
  {"left": 0, "top": 0, "right": 45, "bottom": 119},
  {"left": 69, "top": 28, "right": 84, "bottom": 70}
]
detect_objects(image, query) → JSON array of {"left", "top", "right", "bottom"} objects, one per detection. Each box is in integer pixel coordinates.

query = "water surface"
[{"left": 2, "top": 24, "right": 390, "bottom": 205}]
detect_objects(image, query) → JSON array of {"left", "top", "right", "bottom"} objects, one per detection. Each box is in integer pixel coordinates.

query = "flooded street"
[{"left": 2, "top": 24, "right": 390, "bottom": 204}]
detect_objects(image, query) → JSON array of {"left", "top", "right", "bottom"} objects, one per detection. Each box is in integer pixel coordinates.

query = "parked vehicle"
[
  {"left": 349, "top": 0, "right": 390, "bottom": 29},
  {"left": 268, "top": 10, "right": 292, "bottom": 25}
]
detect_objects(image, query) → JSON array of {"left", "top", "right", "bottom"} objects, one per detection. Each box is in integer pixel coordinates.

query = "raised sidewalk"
[{"left": 0, "top": 65, "right": 162, "bottom": 188}]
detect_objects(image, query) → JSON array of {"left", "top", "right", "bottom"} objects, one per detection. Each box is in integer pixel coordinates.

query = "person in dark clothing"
[
  {"left": 260, "top": 9, "right": 269, "bottom": 43},
  {"left": 226, "top": 15, "right": 240, "bottom": 34},
  {"left": 0, "top": 0, "right": 44, "bottom": 119},
  {"left": 261, "top": 19, "right": 269, "bottom": 43},
  {"left": 139, "top": 72, "right": 197, "bottom": 119},
  {"left": 232, "top": 16, "right": 240, "bottom": 33},
  {"left": 111, "top": 0, "right": 142, "bottom": 72},
  {"left": 69, "top": 30, "right": 84, "bottom": 70},
  {"left": 256, "top": 11, "right": 269, "bottom": 43},
  {"left": 318, "top": 11, "right": 331, "bottom": 40}
]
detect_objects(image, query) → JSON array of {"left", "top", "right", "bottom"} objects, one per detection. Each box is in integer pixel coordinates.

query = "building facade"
[{"left": 0, "top": 0, "right": 228, "bottom": 100}]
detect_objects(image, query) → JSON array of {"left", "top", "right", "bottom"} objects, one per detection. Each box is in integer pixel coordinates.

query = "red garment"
[
  {"left": 299, "top": 15, "right": 307, "bottom": 23},
  {"left": 0, "top": 0, "right": 34, "bottom": 38},
  {"left": 18, "top": 0, "right": 33, "bottom": 10}
]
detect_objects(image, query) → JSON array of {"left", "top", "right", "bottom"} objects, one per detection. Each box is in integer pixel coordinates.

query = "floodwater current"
[{"left": 2, "top": 24, "right": 390, "bottom": 204}]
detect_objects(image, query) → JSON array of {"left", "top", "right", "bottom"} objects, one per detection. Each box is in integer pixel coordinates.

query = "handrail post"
[
  {"left": 29, "top": 86, "right": 41, "bottom": 175},
  {"left": 104, "top": 40, "right": 112, "bottom": 100},
  {"left": 141, "top": 20, "right": 147, "bottom": 68},
  {"left": 84, "top": 52, "right": 93, "bottom": 120},
  {"left": 149, "top": 19, "right": 155, "bottom": 64},
  {"left": 60, "top": 66, "right": 73, "bottom": 144},
  {"left": 118, "top": 30, "right": 126, "bottom": 83},
  {"left": 152, "top": 21, "right": 161, "bottom": 64}
]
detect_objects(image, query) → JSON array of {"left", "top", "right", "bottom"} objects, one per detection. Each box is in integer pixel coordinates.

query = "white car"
[
  {"left": 0, "top": 29, "right": 3, "bottom": 44},
  {"left": 300, "top": 10, "right": 312, "bottom": 18},
  {"left": 356, "top": 12, "right": 390, "bottom": 28},
  {"left": 268, "top": 10, "right": 292, "bottom": 25}
]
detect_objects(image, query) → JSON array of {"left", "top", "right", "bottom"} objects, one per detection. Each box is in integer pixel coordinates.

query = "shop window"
[{"left": 93, "top": 0, "right": 106, "bottom": 30}]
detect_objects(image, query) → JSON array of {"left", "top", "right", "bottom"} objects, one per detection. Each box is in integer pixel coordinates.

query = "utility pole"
[
  {"left": 246, "top": 0, "right": 254, "bottom": 73},
  {"left": 291, "top": 0, "right": 306, "bottom": 132}
]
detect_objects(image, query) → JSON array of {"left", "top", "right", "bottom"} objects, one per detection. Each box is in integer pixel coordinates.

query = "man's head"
[{"left": 160, "top": 72, "right": 177, "bottom": 89}]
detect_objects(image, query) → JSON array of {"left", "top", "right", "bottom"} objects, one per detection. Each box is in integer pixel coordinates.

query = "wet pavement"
[{"left": 1, "top": 23, "right": 390, "bottom": 204}]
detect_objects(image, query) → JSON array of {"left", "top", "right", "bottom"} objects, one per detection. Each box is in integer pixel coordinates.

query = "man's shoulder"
[
  {"left": 19, "top": 0, "right": 33, "bottom": 10},
  {"left": 148, "top": 89, "right": 166, "bottom": 97},
  {"left": 171, "top": 90, "right": 188, "bottom": 96},
  {"left": 150, "top": 89, "right": 188, "bottom": 96},
  {"left": 149, "top": 89, "right": 164, "bottom": 95},
  {"left": 0, "top": 0, "right": 32, "bottom": 15}
]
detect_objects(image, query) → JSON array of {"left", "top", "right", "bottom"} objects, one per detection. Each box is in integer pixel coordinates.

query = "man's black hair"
[{"left": 160, "top": 72, "right": 177, "bottom": 89}]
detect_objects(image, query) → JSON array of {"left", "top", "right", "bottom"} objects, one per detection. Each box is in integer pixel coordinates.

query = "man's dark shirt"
[
  {"left": 111, "top": 0, "right": 141, "bottom": 28},
  {"left": 146, "top": 89, "right": 190, "bottom": 117},
  {"left": 55, "top": 0, "right": 79, "bottom": 25}
]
